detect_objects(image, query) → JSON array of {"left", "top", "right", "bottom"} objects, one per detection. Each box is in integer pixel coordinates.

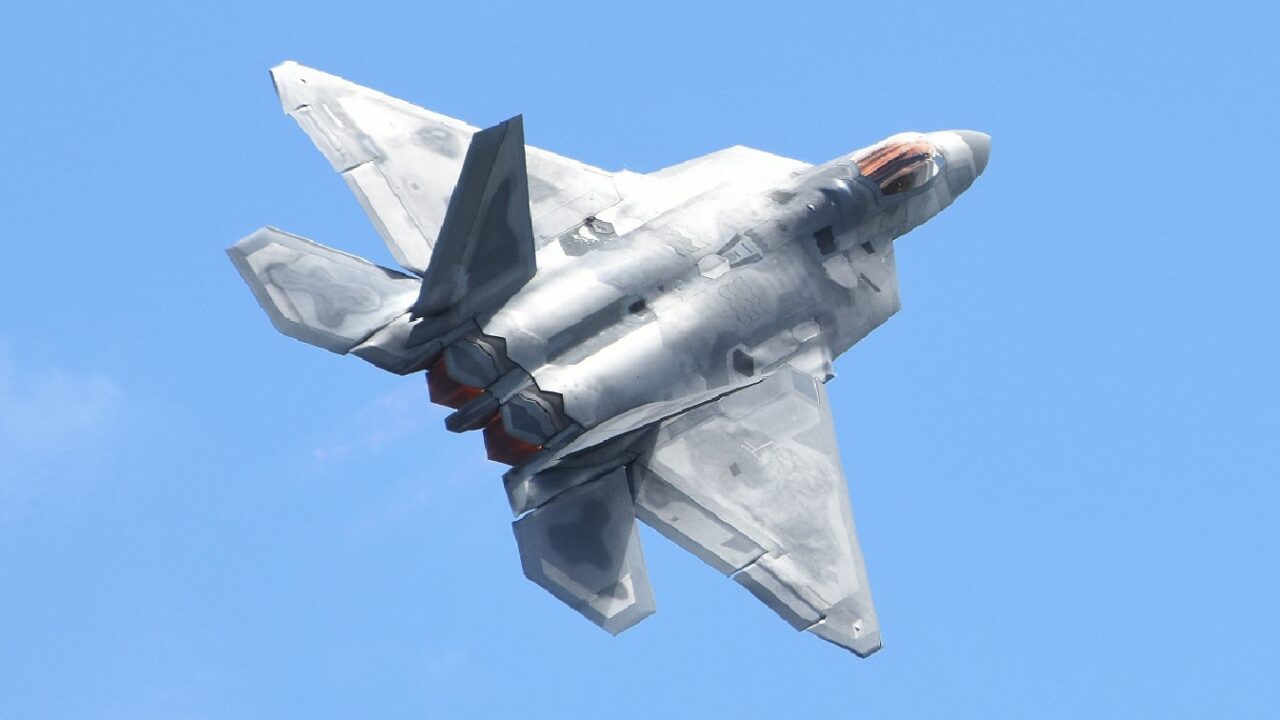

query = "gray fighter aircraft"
[{"left": 229, "top": 62, "right": 989, "bottom": 657}]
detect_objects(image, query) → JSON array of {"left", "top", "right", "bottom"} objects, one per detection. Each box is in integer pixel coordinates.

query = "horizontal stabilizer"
[
  {"left": 512, "top": 467, "right": 656, "bottom": 635},
  {"left": 227, "top": 227, "right": 420, "bottom": 354},
  {"left": 631, "top": 365, "right": 881, "bottom": 656},
  {"left": 412, "top": 116, "right": 537, "bottom": 325}
]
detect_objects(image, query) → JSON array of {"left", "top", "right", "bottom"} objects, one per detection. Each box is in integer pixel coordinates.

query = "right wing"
[
  {"left": 271, "top": 62, "right": 621, "bottom": 275},
  {"left": 630, "top": 365, "right": 881, "bottom": 656}
]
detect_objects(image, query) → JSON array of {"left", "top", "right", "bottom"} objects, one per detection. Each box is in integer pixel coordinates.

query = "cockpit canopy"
[{"left": 852, "top": 133, "right": 944, "bottom": 196}]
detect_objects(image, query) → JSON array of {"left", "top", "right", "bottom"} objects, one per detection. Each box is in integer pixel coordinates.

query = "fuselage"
[{"left": 476, "top": 131, "right": 989, "bottom": 434}]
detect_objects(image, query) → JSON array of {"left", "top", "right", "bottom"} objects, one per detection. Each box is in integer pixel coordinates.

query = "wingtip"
[
  {"left": 268, "top": 60, "right": 335, "bottom": 113},
  {"left": 808, "top": 622, "right": 880, "bottom": 655},
  {"left": 269, "top": 59, "right": 298, "bottom": 78},
  {"left": 268, "top": 61, "right": 301, "bottom": 112},
  {"left": 804, "top": 595, "right": 883, "bottom": 658},
  {"left": 850, "top": 630, "right": 883, "bottom": 658}
]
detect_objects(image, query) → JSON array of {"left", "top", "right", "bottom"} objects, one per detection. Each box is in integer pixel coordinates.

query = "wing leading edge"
[{"left": 270, "top": 61, "right": 621, "bottom": 275}]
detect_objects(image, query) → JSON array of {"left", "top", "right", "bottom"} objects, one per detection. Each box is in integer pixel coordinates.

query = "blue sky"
[{"left": 1, "top": 0, "right": 1277, "bottom": 717}]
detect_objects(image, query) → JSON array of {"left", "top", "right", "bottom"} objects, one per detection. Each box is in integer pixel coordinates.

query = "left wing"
[
  {"left": 270, "top": 62, "right": 815, "bottom": 277},
  {"left": 271, "top": 62, "right": 621, "bottom": 275},
  {"left": 630, "top": 365, "right": 881, "bottom": 656}
]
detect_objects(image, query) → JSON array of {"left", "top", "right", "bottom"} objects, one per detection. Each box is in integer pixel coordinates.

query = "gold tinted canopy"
[{"left": 853, "top": 134, "right": 942, "bottom": 196}]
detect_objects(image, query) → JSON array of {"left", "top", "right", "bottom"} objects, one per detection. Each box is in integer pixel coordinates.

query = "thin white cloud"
[
  {"left": 0, "top": 343, "right": 121, "bottom": 458},
  {"left": 310, "top": 380, "right": 434, "bottom": 464},
  {"left": 0, "top": 343, "right": 123, "bottom": 528}
]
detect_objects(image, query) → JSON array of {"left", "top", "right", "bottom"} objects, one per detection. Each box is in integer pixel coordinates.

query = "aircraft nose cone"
[{"left": 954, "top": 130, "right": 990, "bottom": 176}]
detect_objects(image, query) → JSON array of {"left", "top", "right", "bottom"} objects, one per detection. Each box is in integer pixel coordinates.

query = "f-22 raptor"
[{"left": 229, "top": 62, "right": 989, "bottom": 657}]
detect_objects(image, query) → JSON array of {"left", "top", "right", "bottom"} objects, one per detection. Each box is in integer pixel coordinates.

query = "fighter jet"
[{"left": 228, "top": 62, "right": 989, "bottom": 657}]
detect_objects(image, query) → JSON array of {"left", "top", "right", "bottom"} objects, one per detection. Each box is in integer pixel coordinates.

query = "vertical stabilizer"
[{"left": 412, "top": 116, "right": 537, "bottom": 326}]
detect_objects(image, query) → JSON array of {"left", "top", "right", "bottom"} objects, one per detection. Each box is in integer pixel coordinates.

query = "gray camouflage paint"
[
  {"left": 513, "top": 467, "right": 656, "bottom": 635},
  {"left": 228, "top": 62, "right": 990, "bottom": 657}
]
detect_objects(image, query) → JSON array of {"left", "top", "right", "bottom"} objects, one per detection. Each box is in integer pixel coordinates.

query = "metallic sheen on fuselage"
[{"left": 228, "top": 62, "right": 990, "bottom": 657}]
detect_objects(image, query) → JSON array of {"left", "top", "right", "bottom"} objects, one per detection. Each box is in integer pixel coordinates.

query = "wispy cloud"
[
  {"left": 304, "top": 377, "right": 492, "bottom": 537},
  {"left": 310, "top": 380, "right": 435, "bottom": 464},
  {"left": 0, "top": 342, "right": 122, "bottom": 469}
]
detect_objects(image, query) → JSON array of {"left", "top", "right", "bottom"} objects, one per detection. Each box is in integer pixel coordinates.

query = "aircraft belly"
[
  {"left": 529, "top": 250, "right": 825, "bottom": 428},
  {"left": 482, "top": 184, "right": 784, "bottom": 373}
]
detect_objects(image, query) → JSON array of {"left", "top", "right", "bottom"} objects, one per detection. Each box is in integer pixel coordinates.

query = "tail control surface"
[
  {"left": 227, "top": 227, "right": 419, "bottom": 354},
  {"left": 412, "top": 116, "right": 537, "bottom": 327},
  {"left": 513, "top": 467, "right": 656, "bottom": 635}
]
